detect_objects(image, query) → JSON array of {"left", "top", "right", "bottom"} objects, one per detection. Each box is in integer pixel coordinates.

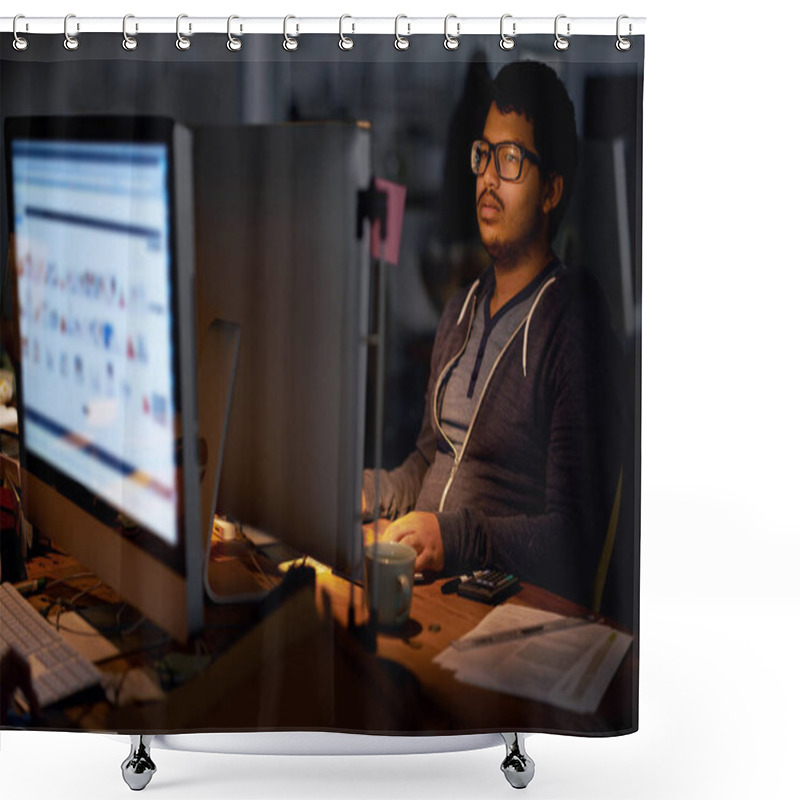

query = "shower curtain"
[{"left": 0, "top": 22, "right": 642, "bottom": 739}]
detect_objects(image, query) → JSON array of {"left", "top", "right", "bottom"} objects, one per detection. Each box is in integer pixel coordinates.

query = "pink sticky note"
[{"left": 370, "top": 178, "right": 407, "bottom": 266}]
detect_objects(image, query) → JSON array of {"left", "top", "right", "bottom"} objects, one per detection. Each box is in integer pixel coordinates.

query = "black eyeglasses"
[{"left": 470, "top": 139, "right": 541, "bottom": 182}]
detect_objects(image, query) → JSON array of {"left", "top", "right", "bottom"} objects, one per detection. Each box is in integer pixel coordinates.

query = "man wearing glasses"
[{"left": 363, "top": 61, "right": 622, "bottom": 607}]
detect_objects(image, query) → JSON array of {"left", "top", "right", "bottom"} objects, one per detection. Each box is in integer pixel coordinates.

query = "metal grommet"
[
  {"left": 554, "top": 14, "right": 570, "bottom": 51},
  {"left": 63, "top": 13, "right": 79, "bottom": 51},
  {"left": 227, "top": 15, "right": 242, "bottom": 51},
  {"left": 176, "top": 14, "right": 191, "bottom": 50},
  {"left": 500, "top": 14, "right": 515, "bottom": 51},
  {"left": 616, "top": 14, "right": 632, "bottom": 51},
  {"left": 444, "top": 14, "right": 460, "bottom": 51},
  {"left": 12, "top": 15, "right": 29, "bottom": 51},
  {"left": 283, "top": 15, "right": 298, "bottom": 51},
  {"left": 122, "top": 14, "right": 138, "bottom": 51},
  {"left": 394, "top": 15, "right": 410, "bottom": 50},
  {"left": 339, "top": 14, "right": 354, "bottom": 50}
]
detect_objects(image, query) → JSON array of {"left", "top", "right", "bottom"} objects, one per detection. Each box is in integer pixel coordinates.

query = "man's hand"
[
  {"left": 382, "top": 511, "right": 444, "bottom": 572},
  {"left": 362, "top": 518, "right": 391, "bottom": 546},
  {"left": 1, "top": 645, "right": 42, "bottom": 725}
]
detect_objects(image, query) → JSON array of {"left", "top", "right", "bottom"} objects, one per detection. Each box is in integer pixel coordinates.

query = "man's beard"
[
  {"left": 477, "top": 187, "right": 544, "bottom": 267},
  {"left": 481, "top": 213, "right": 542, "bottom": 268}
]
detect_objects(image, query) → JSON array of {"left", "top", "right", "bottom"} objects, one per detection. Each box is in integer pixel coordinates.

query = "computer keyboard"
[{"left": 0, "top": 581, "right": 103, "bottom": 708}]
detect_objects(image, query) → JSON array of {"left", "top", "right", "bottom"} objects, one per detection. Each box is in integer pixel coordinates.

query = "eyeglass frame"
[{"left": 470, "top": 139, "right": 542, "bottom": 182}]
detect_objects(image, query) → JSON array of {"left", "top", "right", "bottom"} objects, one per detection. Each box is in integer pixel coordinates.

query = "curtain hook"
[
  {"left": 616, "top": 15, "right": 632, "bottom": 51},
  {"left": 444, "top": 14, "right": 460, "bottom": 51},
  {"left": 394, "top": 15, "right": 410, "bottom": 50},
  {"left": 339, "top": 15, "right": 354, "bottom": 50},
  {"left": 12, "top": 15, "right": 29, "bottom": 51},
  {"left": 283, "top": 15, "right": 299, "bottom": 51},
  {"left": 500, "top": 14, "right": 516, "bottom": 51},
  {"left": 63, "top": 13, "right": 79, "bottom": 51},
  {"left": 554, "top": 14, "right": 570, "bottom": 51},
  {"left": 227, "top": 15, "right": 242, "bottom": 51},
  {"left": 176, "top": 14, "right": 191, "bottom": 50},
  {"left": 122, "top": 15, "right": 138, "bottom": 51}
]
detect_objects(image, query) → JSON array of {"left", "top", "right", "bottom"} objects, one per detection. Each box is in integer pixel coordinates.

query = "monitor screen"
[
  {"left": 11, "top": 138, "right": 180, "bottom": 545},
  {"left": 5, "top": 116, "right": 203, "bottom": 642}
]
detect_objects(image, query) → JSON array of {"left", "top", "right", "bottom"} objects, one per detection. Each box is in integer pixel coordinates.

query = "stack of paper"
[{"left": 434, "top": 605, "right": 632, "bottom": 714}]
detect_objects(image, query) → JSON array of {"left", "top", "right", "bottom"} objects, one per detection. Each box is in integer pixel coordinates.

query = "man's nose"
[{"left": 484, "top": 155, "right": 501, "bottom": 187}]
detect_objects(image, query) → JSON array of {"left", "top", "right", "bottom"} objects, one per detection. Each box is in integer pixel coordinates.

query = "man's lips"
[
  {"left": 479, "top": 199, "right": 502, "bottom": 221},
  {"left": 478, "top": 190, "right": 503, "bottom": 221}
]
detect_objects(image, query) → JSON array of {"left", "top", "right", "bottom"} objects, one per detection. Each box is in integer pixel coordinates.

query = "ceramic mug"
[{"left": 364, "top": 541, "right": 415, "bottom": 628}]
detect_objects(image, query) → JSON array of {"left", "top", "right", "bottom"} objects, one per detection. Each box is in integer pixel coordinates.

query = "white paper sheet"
[
  {"left": 434, "top": 605, "right": 632, "bottom": 714},
  {"left": 52, "top": 610, "right": 121, "bottom": 663}
]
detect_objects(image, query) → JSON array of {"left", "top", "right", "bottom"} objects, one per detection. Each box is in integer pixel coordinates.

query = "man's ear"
[{"left": 543, "top": 174, "right": 564, "bottom": 215}]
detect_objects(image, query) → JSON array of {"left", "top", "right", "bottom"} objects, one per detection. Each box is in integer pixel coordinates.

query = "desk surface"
[
  {"left": 317, "top": 570, "right": 636, "bottom": 735},
  {"left": 15, "top": 543, "right": 636, "bottom": 736}
]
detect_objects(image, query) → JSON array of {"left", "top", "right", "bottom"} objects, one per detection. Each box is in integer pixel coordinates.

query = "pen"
[{"left": 450, "top": 615, "right": 596, "bottom": 651}]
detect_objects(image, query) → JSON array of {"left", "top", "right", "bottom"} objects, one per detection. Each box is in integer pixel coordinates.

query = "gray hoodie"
[{"left": 363, "top": 262, "right": 624, "bottom": 607}]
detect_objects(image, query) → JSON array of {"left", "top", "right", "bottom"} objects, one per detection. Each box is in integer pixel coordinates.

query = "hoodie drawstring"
[
  {"left": 522, "top": 276, "right": 558, "bottom": 378},
  {"left": 456, "top": 279, "right": 480, "bottom": 326}
]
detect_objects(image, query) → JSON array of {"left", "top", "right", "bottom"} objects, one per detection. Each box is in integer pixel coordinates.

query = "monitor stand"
[
  {"left": 198, "top": 319, "right": 312, "bottom": 605},
  {"left": 197, "top": 319, "right": 240, "bottom": 544},
  {"left": 196, "top": 319, "right": 244, "bottom": 602}
]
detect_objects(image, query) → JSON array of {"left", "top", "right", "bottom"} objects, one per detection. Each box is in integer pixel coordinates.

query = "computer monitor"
[
  {"left": 4, "top": 116, "right": 203, "bottom": 643},
  {"left": 192, "top": 123, "right": 372, "bottom": 582}
]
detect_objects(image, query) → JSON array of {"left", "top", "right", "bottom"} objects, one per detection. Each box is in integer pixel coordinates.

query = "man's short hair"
[{"left": 492, "top": 61, "right": 578, "bottom": 241}]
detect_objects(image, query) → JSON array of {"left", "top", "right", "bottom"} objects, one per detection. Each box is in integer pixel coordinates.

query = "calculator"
[{"left": 456, "top": 570, "right": 521, "bottom": 604}]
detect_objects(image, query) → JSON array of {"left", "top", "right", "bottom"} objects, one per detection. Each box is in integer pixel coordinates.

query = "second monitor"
[{"left": 193, "top": 122, "right": 373, "bottom": 581}]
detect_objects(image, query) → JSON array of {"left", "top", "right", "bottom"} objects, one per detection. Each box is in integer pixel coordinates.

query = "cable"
[{"left": 43, "top": 572, "right": 95, "bottom": 590}]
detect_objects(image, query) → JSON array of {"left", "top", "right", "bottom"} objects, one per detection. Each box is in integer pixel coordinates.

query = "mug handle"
[{"left": 396, "top": 573, "right": 411, "bottom": 616}]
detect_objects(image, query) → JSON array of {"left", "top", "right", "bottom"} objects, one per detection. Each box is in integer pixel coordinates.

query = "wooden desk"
[
  {"left": 315, "top": 571, "right": 636, "bottom": 735},
  {"left": 17, "top": 544, "right": 636, "bottom": 736}
]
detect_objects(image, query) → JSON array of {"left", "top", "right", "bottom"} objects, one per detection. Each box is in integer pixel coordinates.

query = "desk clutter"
[
  {"left": 0, "top": 538, "right": 635, "bottom": 732},
  {"left": 437, "top": 605, "right": 633, "bottom": 714},
  {"left": 0, "top": 369, "right": 16, "bottom": 432}
]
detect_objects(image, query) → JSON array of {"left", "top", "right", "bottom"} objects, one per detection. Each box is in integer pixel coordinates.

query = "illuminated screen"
[{"left": 12, "top": 139, "right": 180, "bottom": 545}]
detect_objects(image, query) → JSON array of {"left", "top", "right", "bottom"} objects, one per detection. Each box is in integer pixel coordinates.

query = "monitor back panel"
[{"left": 193, "top": 123, "right": 371, "bottom": 579}]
